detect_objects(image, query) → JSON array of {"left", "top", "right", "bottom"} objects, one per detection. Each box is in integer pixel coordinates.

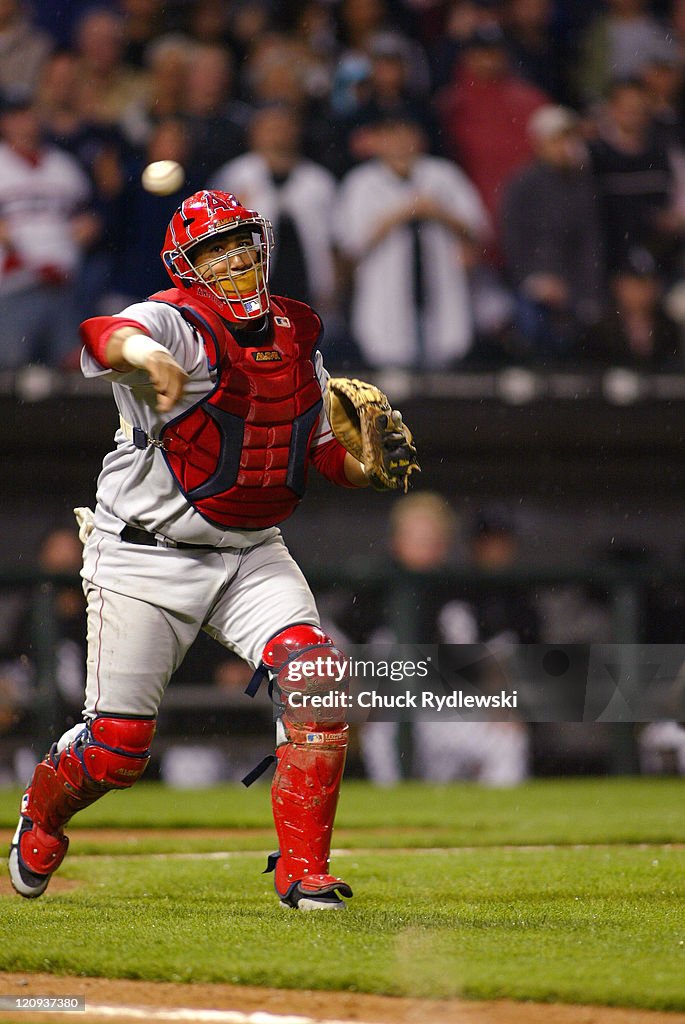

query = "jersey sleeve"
[
  {"left": 309, "top": 349, "right": 335, "bottom": 449},
  {"left": 80, "top": 301, "right": 200, "bottom": 379},
  {"left": 308, "top": 349, "right": 356, "bottom": 488}
]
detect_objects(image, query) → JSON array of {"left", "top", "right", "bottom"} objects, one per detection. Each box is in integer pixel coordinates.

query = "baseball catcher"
[{"left": 8, "top": 189, "right": 419, "bottom": 911}]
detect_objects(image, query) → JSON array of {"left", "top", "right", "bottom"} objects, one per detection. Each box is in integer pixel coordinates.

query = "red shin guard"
[{"left": 271, "top": 720, "right": 348, "bottom": 896}]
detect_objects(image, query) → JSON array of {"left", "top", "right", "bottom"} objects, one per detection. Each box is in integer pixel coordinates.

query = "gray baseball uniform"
[{"left": 78, "top": 299, "right": 334, "bottom": 719}]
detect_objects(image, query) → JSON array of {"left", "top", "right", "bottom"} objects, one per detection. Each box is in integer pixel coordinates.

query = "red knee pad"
[
  {"left": 262, "top": 624, "right": 336, "bottom": 671},
  {"left": 82, "top": 716, "right": 156, "bottom": 786},
  {"left": 26, "top": 716, "right": 156, "bottom": 836},
  {"left": 263, "top": 624, "right": 349, "bottom": 729}
]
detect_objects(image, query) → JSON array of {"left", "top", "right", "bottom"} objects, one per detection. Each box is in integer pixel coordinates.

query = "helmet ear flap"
[{"left": 164, "top": 250, "right": 193, "bottom": 288}]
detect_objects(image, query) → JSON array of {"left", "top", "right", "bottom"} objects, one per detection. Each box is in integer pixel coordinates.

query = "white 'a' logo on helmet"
[{"left": 203, "top": 191, "right": 240, "bottom": 216}]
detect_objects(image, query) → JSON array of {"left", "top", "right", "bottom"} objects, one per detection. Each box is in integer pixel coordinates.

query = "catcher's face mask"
[
  {"left": 163, "top": 190, "right": 274, "bottom": 322},
  {"left": 189, "top": 226, "right": 269, "bottom": 319}
]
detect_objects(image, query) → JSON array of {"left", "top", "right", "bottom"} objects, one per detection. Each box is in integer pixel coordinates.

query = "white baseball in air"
[{"left": 141, "top": 160, "right": 185, "bottom": 196}]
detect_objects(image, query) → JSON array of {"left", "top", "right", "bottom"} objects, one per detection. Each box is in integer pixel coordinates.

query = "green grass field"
[{"left": 0, "top": 778, "right": 683, "bottom": 1010}]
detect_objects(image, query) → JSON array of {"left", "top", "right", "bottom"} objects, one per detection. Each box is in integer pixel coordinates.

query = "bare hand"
[
  {"left": 145, "top": 350, "right": 189, "bottom": 413},
  {"left": 70, "top": 212, "right": 101, "bottom": 248},
  {"left": 524, "top": 273, "right": 569, "bottom": 308},
  {"left": 410, "top": 195, "right": 443, "bottom": 220}
]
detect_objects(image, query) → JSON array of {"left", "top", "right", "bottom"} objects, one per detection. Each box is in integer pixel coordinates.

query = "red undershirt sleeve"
[
  {"left": 80, "top": 316, "right": 150, "bottom": 368},
  {"left": 309, "top": 437, "right": 358, "bottom": 488}
]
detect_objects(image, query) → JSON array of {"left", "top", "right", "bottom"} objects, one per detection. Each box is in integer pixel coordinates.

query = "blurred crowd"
[{"left": 5, "top": 0, "right": 685, "bottom": 370}]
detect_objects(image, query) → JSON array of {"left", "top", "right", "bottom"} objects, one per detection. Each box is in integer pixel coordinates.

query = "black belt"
[{"left": 120, "top": 525, "right": 213, "bottom": 550}]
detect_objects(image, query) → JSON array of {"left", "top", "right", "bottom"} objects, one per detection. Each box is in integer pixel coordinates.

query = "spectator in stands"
[
  {"left": 503, "top": 0, "right": 568, "bottom": 102},
  {"left": 669, "top": 0, "right": 685, "bottom": 67},
  {"left": 589, "top": 77, "right": 682, "bottom": 276},
  {"left": 211, "top": 103, "right": 338, "bottom": 315},
  {"left": 576, "top": 0, "right": 677, "bottom": 106},
  {"left": 244, "top": 33, "right": 342, "bottom": 174},
  {"left": 459, "top": 504, "right": 539, "bottom": 647},
  {"left": 37, "top": 51, "right": 128, "bottom": 317},
  {"left": 359, "top": 494, "right": 531, "bottom": 787},
  {"left": 336, "top": 0, "right": 430, "bottom": 91},
  {"left": 501, "top": 105, "right": 604, "bottom": 359},
  {"left": 357, "top": 491, "right": 458, "bottom": 786},
  {"left": 412, "top": 504, "right": 534, "bottom": 787},
  {"left": 182, "top": 43, "right": 248, "bottom": 178},
  {"left": 640, "top": 52, "right": 685, "bottom": 150},
  {"left": 120, "top": 33, "right": 197, "bottom": 148},
  {"left": 436, "top": 25, "right": 549, "bottom": 239},
  {"left": 121, "top": 0, "right": 166, "bottom": 68},
  {"left": 72, "top": 9, "right": 149, "bottom": 129},
  {"left": 187, "top": 0, "right": 233, "bottom": 48},
  {"left": 579, "top": 246, "right": 681, "bottom": 368},
  {"left": 0, "top": 667, "right": 33, "bottom": 785},
  {"left": 336, "top": 0, "right": 388, "bottom": 52},
  {"left": 0, "top": 0, "right": 52, "bottom": 96},
  {"left": 340, "top": 31, "right": 442, "bottom": 166},
  {"left": 429, "top": 0, "right": 504, "bottom": 91},
  {"left": 331, "top": 0, "right": 430, "bottom": 121},
  {"left": 37, "top": 51, "right": 127, "bottom": 204},
  {"left": 115, "top": 117, "right": 200, "bottom": 302},
  {"left": 0, "top": 91, "right": 99, "bottom": 369},
  {"left": 218, "top": 0, "right": 272, "bottom": 81},
  {"left": 6, "top": 524, "right": 86, "bottom": 728},
  {"left": 289, "top": 1, "right": 340, "bottom": 103},
  {"left": 335, "top": 114, "right": 490, "bottom": 368}
]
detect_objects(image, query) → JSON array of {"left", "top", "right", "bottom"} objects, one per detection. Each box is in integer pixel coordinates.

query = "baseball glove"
[{"left": 324, "top": 377, "right": 420, "bottom": 492}]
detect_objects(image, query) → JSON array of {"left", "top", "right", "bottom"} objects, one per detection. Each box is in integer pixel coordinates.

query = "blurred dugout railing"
[{"left": 2, "top": 564, "right": 685, "bottom": 779}]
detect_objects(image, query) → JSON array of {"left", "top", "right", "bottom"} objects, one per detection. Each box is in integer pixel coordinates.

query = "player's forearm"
[
  {"left": 81, "top": 316, "right": 161, "bottom": 370},
  {"left": 80, "top": 316, "right": 189, "bottom": 412},
  {"left": 344, "top": 452, "right": 370, "bottom": 487},
  {"left": 105, "top": 326, "right": 159, "bottom": 371},
  {"left": 107, "top": 329, "right": 189, "bottom": 412}
]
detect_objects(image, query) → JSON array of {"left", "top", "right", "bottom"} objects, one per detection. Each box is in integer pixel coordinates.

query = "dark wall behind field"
[{"left": 2, "top": 373, "right": 685, "bottom": 571}]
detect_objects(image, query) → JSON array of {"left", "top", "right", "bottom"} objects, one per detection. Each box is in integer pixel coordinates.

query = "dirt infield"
[{"left": 1, "top": 971, "right": 684, "bottom": 1024}]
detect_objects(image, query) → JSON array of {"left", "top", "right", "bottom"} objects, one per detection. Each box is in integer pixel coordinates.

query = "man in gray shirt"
[{"left": 501, "top": 105, "right": 605, "bottom": 359}]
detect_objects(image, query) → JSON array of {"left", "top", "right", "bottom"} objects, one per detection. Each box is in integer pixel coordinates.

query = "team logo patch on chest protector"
[{"left": 149, "top": 290, "right": 323, "bottom": 530}]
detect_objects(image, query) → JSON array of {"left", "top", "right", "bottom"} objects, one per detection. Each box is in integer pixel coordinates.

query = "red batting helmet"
[{"left": 161, "top": 189, "right": 274, "bottom": 322}]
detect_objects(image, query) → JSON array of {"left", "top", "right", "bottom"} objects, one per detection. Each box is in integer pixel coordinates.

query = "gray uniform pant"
[{"left": 79, "top": 528, "right": 319, "bottom": 718}]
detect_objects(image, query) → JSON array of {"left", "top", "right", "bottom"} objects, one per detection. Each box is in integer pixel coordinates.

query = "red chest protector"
[{"left": 148, "top": 288, "right": 323, "bottom": 530}]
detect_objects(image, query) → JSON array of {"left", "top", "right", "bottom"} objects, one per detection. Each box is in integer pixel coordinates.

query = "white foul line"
[{"left": 64, "top": 1006, "right": 370, "bottom": 1024}]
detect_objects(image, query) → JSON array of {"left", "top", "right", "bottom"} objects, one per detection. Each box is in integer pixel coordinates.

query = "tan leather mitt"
[{"left": 324, "top": 377, "right": 420, "bottom": 492}]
